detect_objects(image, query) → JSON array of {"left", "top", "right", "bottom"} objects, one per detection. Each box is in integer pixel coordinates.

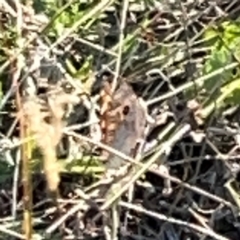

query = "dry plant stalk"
[{"left": 23, "top": 91, "right": 80, "bottom": 196}]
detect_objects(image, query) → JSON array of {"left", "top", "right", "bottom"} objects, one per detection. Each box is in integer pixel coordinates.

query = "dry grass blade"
[
  {"left": 11, "top": 1, "right": 33, "bottom": 239},
  {"left": 147, "top": 62, "right": 239, "bottom": 106},
  {"left": 1, "top": 0, "right": 240, "bottom": 239},
  {"left": 100, "top": 125, "right": 191, "bottom": 210},
  {"left": 120, "top": 201, "right": 230, "bottom": 240},
  {"left": 111, "top": 0, "right": 130, "bottom": 93},
  {"left": 0, "top": 225, "right": 25, "bottom": 239}
]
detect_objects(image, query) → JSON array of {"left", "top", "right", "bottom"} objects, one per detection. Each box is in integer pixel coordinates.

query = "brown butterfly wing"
[{"left": 100, "top": 82, "right": 147, "bottom": 169}]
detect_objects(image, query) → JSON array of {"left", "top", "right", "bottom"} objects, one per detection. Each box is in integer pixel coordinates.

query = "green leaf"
[
  {"left": 202, "top": 78, "right": 240, "bottom": 118},
  {"left": 221, "top": 77, "right": 240, "bottom": 106}
]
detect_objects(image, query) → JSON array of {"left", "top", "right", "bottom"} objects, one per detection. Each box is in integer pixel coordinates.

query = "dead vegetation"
[{"left": 1, "top": 0, "right": 240, "bottom": 240}]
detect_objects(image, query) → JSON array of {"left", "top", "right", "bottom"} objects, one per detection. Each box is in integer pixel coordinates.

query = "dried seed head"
[{"left": 23, "top": 91, "right": 81, "bottom": 193}]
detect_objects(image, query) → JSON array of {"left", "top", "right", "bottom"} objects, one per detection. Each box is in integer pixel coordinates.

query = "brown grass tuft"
[{"left": 22, "top": 90, "right": 80, "bottom": 194}]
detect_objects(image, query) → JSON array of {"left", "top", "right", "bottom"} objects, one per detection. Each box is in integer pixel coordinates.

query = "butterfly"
[{"left": 99, "top": 79, "right": 150, "bottom": 169}]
